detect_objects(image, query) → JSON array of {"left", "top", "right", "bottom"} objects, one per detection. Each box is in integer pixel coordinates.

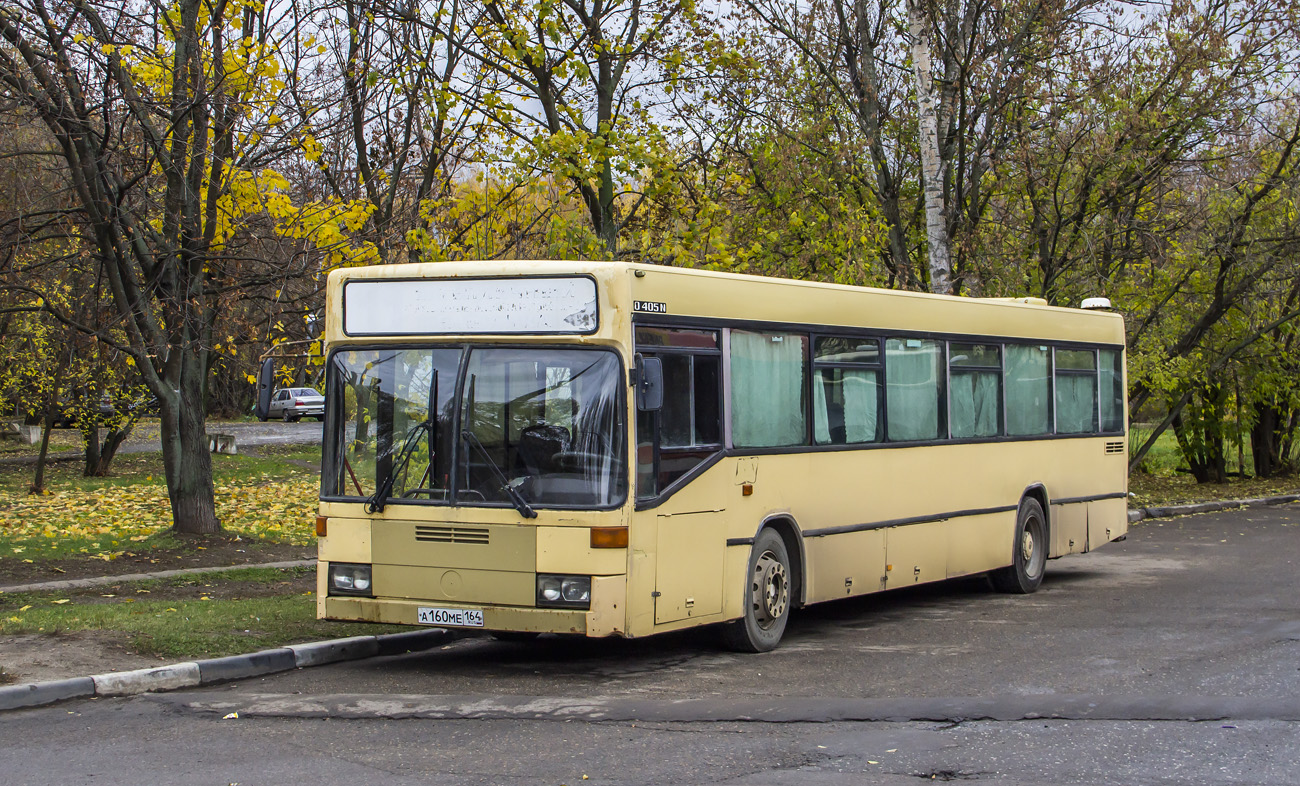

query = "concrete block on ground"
[
  {"left": 197, "top": 648, "right": 296, "bottom": 684},
  {"left": 289, "top": 636, "right": 380, "bottom": 668},
  {"left": 208, "top": 433, "right": 237, "bottom": 454},
  {"left": 0, "top": 421, "right": 39, "bottom": 444},
  {"left": 92, "top": 663, "right": 201, "bottom": 696},
  {"left": 0, "top": 677, "right": 96, "bottom": 711},
  {"left": 376, "top": 629, "right": 452, "bottom": 656}
]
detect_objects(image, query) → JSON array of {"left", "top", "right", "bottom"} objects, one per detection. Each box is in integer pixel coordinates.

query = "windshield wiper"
[
  {"left": 460, "top": 430, "right": 537, "bottom": 519},
  {"left": 366, "top": 420, "right": 431, "bottom": 514}
]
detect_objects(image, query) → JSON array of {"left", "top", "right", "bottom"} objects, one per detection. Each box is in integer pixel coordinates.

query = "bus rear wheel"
[
  {"left": 723, "top": 529, "right": 791, "bottom": 652},
  {"left": 990, "top": 497, "right": 1047, "bottom": 594}
]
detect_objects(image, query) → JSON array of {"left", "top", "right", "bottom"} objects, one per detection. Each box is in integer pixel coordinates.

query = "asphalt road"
[{"left": 2, "top": 504, "right": 1298, "bottom": 785}]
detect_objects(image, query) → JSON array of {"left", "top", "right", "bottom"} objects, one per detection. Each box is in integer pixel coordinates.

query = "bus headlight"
[
  {"left": 536, "top": 574, "right": 591, "bottom": 609},
  {"left": 328, "top": 563, "right": 373, "bottom": 597}
]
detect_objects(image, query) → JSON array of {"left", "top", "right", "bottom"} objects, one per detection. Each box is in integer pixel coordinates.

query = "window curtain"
[
  {"left": 885, "top": 339, "right": 940, "bottom": 441},
  {"left": 1055, "top": 374, "right": 1096, "bottom": 434},
  {"left": 813, "top": 371, "right": 831, "bottom": 444},
  {"left": 813, "top": 368, "right": 878, "bottom": 444},
  {"left": 1005, "top": 345, "right": 1050, "bottom": 436},
  {"left": 950, "top": 371, "right": 999, "bottom": 438},
  {"left": 731, "top": 331, "right": 807, "bottom": 447}
]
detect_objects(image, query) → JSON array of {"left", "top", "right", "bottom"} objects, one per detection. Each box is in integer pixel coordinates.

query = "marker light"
[{"left": 590, "top": 526, "right": 628, "bottom": 549}]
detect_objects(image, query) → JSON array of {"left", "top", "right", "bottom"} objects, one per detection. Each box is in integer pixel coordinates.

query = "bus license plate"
[{"left": 417, "top": 607, "right": 484, "bottom": 628}]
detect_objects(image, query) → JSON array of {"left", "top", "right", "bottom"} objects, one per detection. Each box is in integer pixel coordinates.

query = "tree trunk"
[
  {"left": 1173, "top": 385, "right": 1228, "bottom": 484},
  {"left": 83, "top": 426, "right": 102, "bottom": 476},
  {"left": 1250, "top": 403, "right": 1277, "bottom": 478},
  {"left": 905, "top": 0, "right": 953, "bottom": 295},
  {"left": 159, "top": 364, "right": 220, "bottom": 534},
  {"left": 29, "top": 410, "right": 55, "bottom": 494},
  {"left": 85, "top": 424, "right": 135, "bottom": 477},
  {"left": 1251, "top": 401, "right": 1297, "bottom": 479}
]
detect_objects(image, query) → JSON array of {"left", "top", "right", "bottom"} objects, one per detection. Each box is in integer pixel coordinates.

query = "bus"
[{"left": 309, "top": 260, "right": 1128, "bottom": 652}]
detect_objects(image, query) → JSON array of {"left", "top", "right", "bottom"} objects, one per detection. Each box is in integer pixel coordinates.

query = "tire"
[
  {"left": 282, "top": 410, "right": 293, "bottom": 423},
  {"left": 989, "top": 497, "right": 1047, "bottom": 594},
  {"left": 722, "top": 528, "right": 792, "bottom": 652},
  {"left": 258, "top": 415, "right": 267, "bottom": 423}
]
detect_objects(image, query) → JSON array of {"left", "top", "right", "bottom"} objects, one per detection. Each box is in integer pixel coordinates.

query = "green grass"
[
  {"left": 246, "top": 444, "right": 322, "bottom": 464},
  {"left": 0, "top": 568, "right": 406, "bottom": 660},
  {"left": 0, "top": 593, "right": 403, "bottom": 659}
]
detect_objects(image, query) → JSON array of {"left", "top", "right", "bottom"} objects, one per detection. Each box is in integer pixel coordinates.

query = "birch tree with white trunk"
[{"left": 904, "top": 0, "right": 952, "bottom": 295}]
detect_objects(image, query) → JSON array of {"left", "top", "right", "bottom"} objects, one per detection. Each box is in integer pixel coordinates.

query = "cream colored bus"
[{"left": 313, "top": 260, "right": 1128, "bottom": 651}]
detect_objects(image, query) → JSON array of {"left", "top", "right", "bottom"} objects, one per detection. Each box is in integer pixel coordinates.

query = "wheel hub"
[
  {"left": 1021, "top": 530, "right": 1035, "bottom": 563},
  {"left": 754, "top": 551, "right": 788, "bottom": 625}
]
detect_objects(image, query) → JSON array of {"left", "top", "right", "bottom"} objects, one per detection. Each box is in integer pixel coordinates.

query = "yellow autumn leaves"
[{"left": 0, "top": 475, "right": 317, "bottom": 557}]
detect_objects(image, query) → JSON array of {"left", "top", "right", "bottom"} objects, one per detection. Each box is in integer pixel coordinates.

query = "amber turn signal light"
[
  {"left": 590, "top": 526, "right": 628, "bottom": 549},
  {"left": 315, "top": 515, "right": 328, "bottom": 537}
]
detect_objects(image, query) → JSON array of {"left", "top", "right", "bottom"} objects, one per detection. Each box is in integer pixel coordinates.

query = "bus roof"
[{"left": 326, "top": 260, "right": 1124, "bottom": 346}]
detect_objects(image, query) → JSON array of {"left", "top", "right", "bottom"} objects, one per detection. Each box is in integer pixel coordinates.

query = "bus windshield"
[{"left": 325, "top": 346, "right": 627, "bottom": 510}]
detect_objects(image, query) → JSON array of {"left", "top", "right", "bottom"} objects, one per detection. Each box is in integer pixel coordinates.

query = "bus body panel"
[{"left": 317, "top": 260, "right": 1129, "bottom": 646}]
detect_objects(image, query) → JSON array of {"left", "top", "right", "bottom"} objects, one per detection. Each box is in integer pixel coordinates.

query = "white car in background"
[{"left": 264, "top": 387, "right": 325, "bottom": 422}]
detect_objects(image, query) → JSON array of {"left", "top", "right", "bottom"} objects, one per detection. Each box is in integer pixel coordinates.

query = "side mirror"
[
  {"left": 254, "top": 358, "right": 275, "bottom": 420},
  {"left": 635, "top": 355, "right": 663, "bottom": 411}
]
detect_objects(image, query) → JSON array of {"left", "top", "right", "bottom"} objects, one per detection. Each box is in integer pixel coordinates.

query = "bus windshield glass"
[{"left": 326, "top": 346, "right": 627, "bottom": 510}]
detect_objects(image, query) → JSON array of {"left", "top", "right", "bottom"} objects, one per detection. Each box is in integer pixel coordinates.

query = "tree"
[
  {"left": 732, "top": 0, "right": 1102, "bottom": 293},
  {"left": 283, "top": 0, "right": 481, "bottom": 265},
  {"left": 904, "top": 0, "right": 951, "bottom": 294},
  {"left": 0, "top": 0, "right": 306, "bottom": 532},
  {"left": 455, "top": 0, "right": 713, "bottom": 256}
]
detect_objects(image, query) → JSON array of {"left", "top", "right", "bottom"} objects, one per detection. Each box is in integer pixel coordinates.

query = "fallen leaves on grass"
[{"left": 0, "top": 476, "right": 317, "bottom": 557}]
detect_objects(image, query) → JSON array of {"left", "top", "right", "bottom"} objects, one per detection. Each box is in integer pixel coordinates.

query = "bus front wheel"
[
  {"left": 723, "top": 529, "right": 791, "bottom": 652},
  {"left": 990, "top": 497, "right": 1047, "bottom": 594}
]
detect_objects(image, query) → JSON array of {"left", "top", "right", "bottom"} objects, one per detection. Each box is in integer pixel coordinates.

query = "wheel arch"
[
  {"left": 756, "top": 514, "right": 807, "bottom": 608},
  {"left": 1020, "top": 483, "right": 1051, "bottom": 547}
]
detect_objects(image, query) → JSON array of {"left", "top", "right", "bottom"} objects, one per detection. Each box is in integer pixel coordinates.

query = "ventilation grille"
[
  {"left": 415, "top": 525, "right": 490, "bottom": 545},
  {"left": 1104, "top": 441, "right": 1125, "bottom": 455}
]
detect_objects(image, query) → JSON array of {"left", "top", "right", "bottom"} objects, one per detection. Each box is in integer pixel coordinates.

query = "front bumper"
[{"left": 319, "top": 567, "right": 627, "bottom": 637}]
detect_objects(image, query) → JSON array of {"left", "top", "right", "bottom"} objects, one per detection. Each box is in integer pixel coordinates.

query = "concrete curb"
[
  {"left": 0, "top": 677, "right": 96, "bottom": 710},
  {"left": 1128, "top": 492, "right": 1300, "bottom": 524},
  {"left": 0, "top": 628, "right": 452, "bottom": 712}
]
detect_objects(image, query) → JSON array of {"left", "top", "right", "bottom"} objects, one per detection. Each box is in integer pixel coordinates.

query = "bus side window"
[
  {"left": 949, "top": 343, "right": 1001, "bottom": 439},
  {"left": 1055, "top": 348, "right": 1098, "bottom": 434},
  {"left": 1099, "top": 349, "right": 1125, "bottom": 433},
  {"left": 813, "top": 336, "right": 881, "bottom": 445},
  {"left": 731, "top": 330, "right": 809, "bottom": 447},
  {"left": 884, "top": 338, "right": 942, "bottom": 441},
  {"left": 1005, "top": 345, "right": 1051, "bottom": 436}
]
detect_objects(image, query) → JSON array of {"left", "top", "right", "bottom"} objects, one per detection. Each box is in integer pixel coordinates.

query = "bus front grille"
[
  {"left": 414, "top": 525, "right": 491, "bottom": 545},
  {"left": 1104, "top": 441, "right": 1125, "bottom": 454}
]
